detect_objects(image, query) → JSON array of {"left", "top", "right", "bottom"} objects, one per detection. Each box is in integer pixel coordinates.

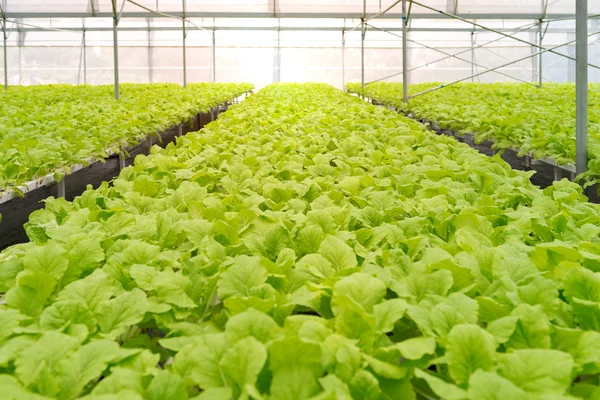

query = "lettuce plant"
[
  {"left": 347, "top": 81, "right": 600, "bottom": 183},
  {"left": 0, "top": 83, "right": 253, "bottom": 193},
  {"left": 0, "top": 83, "right": 599, "bottom": 399}
]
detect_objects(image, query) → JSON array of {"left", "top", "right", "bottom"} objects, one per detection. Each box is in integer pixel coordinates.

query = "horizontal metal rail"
[{"left": 1, "top": 12, "right": 594, "bottom": 20}]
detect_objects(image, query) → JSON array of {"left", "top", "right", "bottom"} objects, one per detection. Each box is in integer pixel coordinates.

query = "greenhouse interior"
[{"left": 1, "top": 1, "right": 600, "bottom": 400}]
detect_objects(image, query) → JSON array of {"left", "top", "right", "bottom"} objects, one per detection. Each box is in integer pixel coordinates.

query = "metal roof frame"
[{"left": 0, "top": 11, "right": 583, "bottom": 20}]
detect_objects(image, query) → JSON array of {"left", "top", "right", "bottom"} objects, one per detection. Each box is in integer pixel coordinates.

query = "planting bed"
[{"left": 1, "top": 84, "right": 599, "bottom": 400}]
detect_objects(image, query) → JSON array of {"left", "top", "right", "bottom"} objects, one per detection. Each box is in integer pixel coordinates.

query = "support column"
[
  {"left": 402, "top": 0, "right": 408, "bottom": 102},
  {"left": 147, "top": 18, "right": 153, "bottom": 83},
  {"left": 17, "top": 24, "right": 21, "bottom": 85},
  {"left": 273, "top": 21, "right": 280, "bottom": 83},
  {"left": 470, "top": 31, "right": 474, "bottom": 81},
  {"left": 111, "top": 1, "right": 120, "bottom": 100},
  {"left": 182, "top": 20, "right": 187, "bottom": 87},
  {"left": 531, "top": 30, "right": 537, "bottom": 83},
  {"left": 212, "top": 29, "right": 216, "bottom": 82},
  {"left": 361, "top": 18, "right": 365, "bottom": 88},
  {"left": 83, "top": 30, "right": 87, "bottom": 84},
  {"left": 342, "top": 30, "right": 345, "bottom": 90},
  {"left": 182, "top": 0, "right": 187, "bottom": 88},
  {"left": 575, "top": 0, "right": 588, "bottom": 176},
  {"left": 2, "top": 18, "right": 7, "bottom": 89},
  {"left": 77, "top": 34, "right": 84, "bottom": 85},
  {"left": 538, "top": 20, "right": 543, "bottom": 87}
]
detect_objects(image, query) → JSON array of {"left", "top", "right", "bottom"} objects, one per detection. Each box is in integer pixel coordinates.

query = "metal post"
[
  {"left": 273, "top": 21, "right": 280, "bottom": 83},
  {"left": 538, "top": 20, "right": 543, "bottom": 87},
  {"left": 147, "top": 18, "right": 153, "bottom": 82},
  {"left": 2, "top": 18, "right": 7, "bottom": 89},
  {"left": 77, "top": 33, "right": 84, "bottom": 85},
  {"left": 111, "top": 11, "right": 119, "bottom": 100},
  {"left": 470, "top": 31, "right": 474, "bottom": 81},
  {"left": 211, "top": 29, "right": 216, "bottom": 82},
  {"left": 83, "top": 30, "right": 87, "bottom": 84},
  {"left": 342, "top": 30, "right": 345, "bottom": 90},
  {"left": 16, "top": 26, "right": 20, "bottom": 85},
  {"left": 57, "top": 179, "right": 66, "bottom": 199},
  {"left": 361, "top": 0, "right": 366, "bottom": 88},
  {"left": 361, "top": 19, "right": 365, "bottom": 88},
  {"left": 182, "top": 0, "right": 187, "bottom": 88},
  {"left": 576, "top": 0, "right": 588, "bottom": 176},
  {"left": 182, "top": 20, "right": 187, "bottom": 87},
  {"left": 402, "top": 0, "right": 408, "bottom": 102},
  {"left": 531, "top": 30, "right": 537, "bottom": 84}
]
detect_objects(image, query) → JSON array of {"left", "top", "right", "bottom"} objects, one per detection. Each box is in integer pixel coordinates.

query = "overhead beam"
[
  {"left": 7, "top": 25, "right": 579, "bottom": 33},
  {"left": 1, "top": 12, "right": 589, "bottom": 20}
]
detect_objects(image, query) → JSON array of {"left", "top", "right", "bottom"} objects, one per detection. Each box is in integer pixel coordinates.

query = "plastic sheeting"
[{"left": 0, "top": 1, "right": 598, "bottom": 88}]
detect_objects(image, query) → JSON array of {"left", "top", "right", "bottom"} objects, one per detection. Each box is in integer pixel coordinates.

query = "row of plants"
[
  {"left": 0, "top": 82, "right": 253, "bottom": 193},
  {"left": 346, "top": 82, "right": 600, "bottom": 183},
  {"left": 1, "top": 83, "right": 600, "bottom": 399}
]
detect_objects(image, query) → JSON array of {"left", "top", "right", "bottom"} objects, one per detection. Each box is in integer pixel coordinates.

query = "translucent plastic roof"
[{"left": 2, "top": 0, "right": 597, "bottom": 17}]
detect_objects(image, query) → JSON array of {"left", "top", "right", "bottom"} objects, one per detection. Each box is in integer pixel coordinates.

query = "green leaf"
[
  {"left": 225, "top": 308, "right": 284, "bottom": 344},
  {"left": 96, "top": 289, "right": 148, "bottom": 339},
  {"left": 191, "top": 388, "right": 233, "bottom": 400},
  {"left": 56, "top": 340, "right": 120, "bottom": 399},
  {"left": 220, "top": 336, "right": 267, "bottom": 390},
  {"left": 414, "top": 369, "right": 468, "bottom": 400},
  {"left": 0, "top": 374, "right": 53, "bottom": 400},
  {"left": 497, "top": 349, "right": 574, "bottom": 393},
  {"left": 332, "top": 273, "right": 386, "bottom": 314},
  {"left": 23, "top": 242, "right": 68, "bottom": 279},
  {"left": 348, "top": 370, "right": 383, "bottom": 400},
  {"left": 0, "top": 308, "right": 29, "bottom": 343},
  {"left": 6, "top": 271, "right": 57, "bottom": 317},
  {"left": 91, "top": 367, "right": 144, "bottom": 395},
  {"left": 318, "top": 235, "right": 357, "bottom": 270},
  {"left": 56, "top": 270, "right": 117, "bottom": 313},
  {"left": 467, "top": 370, "right": 527, "bottom": 400},
  {"left": 218, "top": 256, "right": 267, "bottom": 298},
  {"left": 173, "top": 334, "right": 228, "bottom": 388},
  {"left": 363, "top": 354, "right": 407, "bottom": 379},
  {"left": 270, "top": 366, "right": 321, "bottom": 400},
  {"left": 395, "top": 336, "right": 436, "bottom": 360},
  {"left": 64, "top": 238, "right": 105, "bottom": 283},
  {"left": 446, "top": 324, "right": 497, "bottom": 386},
  {"left": 146, "top": 372, "right": 188, "bottom": 400},
  {"left": 297, "top": 225, "right": 325, "bottom": 255},
  {"left": 40, "top": 300, "right": 97, "bottom": 336},
  {"left": 374, "top": 298, "right": 408, "bottom": 333},
  {"left": 15, "top": 331, "right": 80, "bottom": 396}
]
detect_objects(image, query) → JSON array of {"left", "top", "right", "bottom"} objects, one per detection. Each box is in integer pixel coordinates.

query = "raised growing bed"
[{"left": 0, "top": 105, "right": 227, "bottom": 250}]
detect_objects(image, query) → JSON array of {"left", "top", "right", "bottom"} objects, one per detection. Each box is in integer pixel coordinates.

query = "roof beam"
[
  {"left": 0, "top": 12, "right": 585, "bottom": 20},
  {"left": 4, "top": 26, "right": 581, "bottom": 33}
]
